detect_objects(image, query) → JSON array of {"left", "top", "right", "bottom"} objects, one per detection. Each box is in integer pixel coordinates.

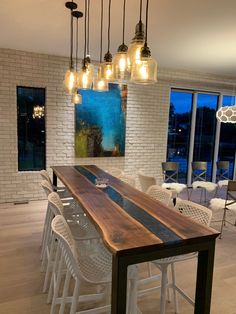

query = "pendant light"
[
  {"left": 64, "top": 1, "right": 79, "bottom": 94},
  {"left": 131, "top": 0, "right": 157, "bottom": 84},
  {"left": 93, "top": 0, "right": 109, "bottom": 91},
  {"left": 78, "top": 0, "right": 93, "bottom": 89},
  {"left": 113, "top": 0, "right": 130, "bottom": 82},
  {"left": 72, "top": 10, "right": 83, "bottom": 104},
  {"left": 99, "top": 0, "right": 114, "bottom": 81},
  {"left": 127, "top": 0, "right": 145, "bottom": 72}
]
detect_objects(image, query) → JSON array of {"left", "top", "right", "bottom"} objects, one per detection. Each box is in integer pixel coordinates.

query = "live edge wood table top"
[{"left": 51, "top": 165, "right": 220, "bottom": 314}]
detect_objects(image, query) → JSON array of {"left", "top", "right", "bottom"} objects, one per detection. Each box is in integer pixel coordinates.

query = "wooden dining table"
[{"left": 51, "top": 165, "right": 219, "bottom": 314}]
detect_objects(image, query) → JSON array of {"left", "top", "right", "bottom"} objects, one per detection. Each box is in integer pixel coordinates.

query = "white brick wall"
[{"left": 0, "top": 48, "right": 235, "bottom": 203}]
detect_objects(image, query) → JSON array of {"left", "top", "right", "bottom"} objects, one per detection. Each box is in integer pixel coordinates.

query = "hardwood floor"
[{"left": 0, "top": 196, "right": 235, "bottom": 314}]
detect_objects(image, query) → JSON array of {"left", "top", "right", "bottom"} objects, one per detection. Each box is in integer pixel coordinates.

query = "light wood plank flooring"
[{"left": 0, "top": 196, "right": 236, "bottom": 314}]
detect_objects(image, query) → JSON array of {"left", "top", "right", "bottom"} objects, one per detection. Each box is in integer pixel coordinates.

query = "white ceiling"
[{"left": 1, "top": 0, "right": 236, "bottom": 76}]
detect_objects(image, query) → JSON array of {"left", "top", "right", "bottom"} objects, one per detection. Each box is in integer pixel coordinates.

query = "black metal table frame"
[{"left": 53, "top": 171, "right": 216, "bottom": 314}]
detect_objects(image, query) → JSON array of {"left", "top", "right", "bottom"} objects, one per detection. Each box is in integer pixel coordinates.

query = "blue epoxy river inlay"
[{"left": 74, "top": 166, "right": 181, "bottom": 244}]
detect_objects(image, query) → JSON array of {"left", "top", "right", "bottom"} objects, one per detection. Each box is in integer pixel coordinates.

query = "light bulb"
[
  {"left": 72, "top": 92, "right": 82, "bottom": 104},
  {"left": 78, "top": 65, "right": 93, "bottom": 89},
  {"left": 64, "top": 68, "right": 79, "bottom": 93},
  {"left": 93, "top": 75, "right": 109, "bottom": 92},
  {"left": 99, "top": 62, "right": 114, "bottom": 81},
  {"left": 113, "top": 51, "right": 130, "bottom": 82}
]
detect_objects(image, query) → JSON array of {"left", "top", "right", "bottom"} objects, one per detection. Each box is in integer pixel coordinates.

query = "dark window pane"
[
  {"left": 167, "top": 91, "right": 193, "bottom": 183},
  {"left": 193, "top": 93, "right": 218, "bottom": 180},
  {"left": 17, "top": 87, "right": 46, "bottom": 171},
  {"left": 218, "top": 96, "right": 236, "bottom": 179}
]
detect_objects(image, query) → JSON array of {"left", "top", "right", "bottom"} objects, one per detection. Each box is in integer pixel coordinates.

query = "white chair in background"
[
  {"left": 138, "top": 199, "right": 212, "bottom": 314},
  {"left": 119, "top": 173, "right": 136, "bottom": 187},
  {"left": 146, "top": 185, "right": 173, "bottom": 207},
  {"left": 104, "top": 167, "right": 124, "bottom": 178},
  {"left": 138, "top": 171, "right": 156, "bottom": 192},
  {"left": 210, "top": 180, "right": 236, "bottom": 238}
]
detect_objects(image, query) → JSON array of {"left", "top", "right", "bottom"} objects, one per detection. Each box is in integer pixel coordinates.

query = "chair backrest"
[
  {"left": 51, "top": 215, "right": 78, "bottom": 280},
  {"left": 162, "top": 162, "right": 178, "bottom": 183},
  {"left": 146, "top": 185, "right": 172, "bottom": 206},
  {"left": 41, "top": 180, "right": 53, "bottom": 197},
  {"left": 192, "top": 161, "right": 207, "bottom": 182},
  {"left": 105, "top": 167, "right": 124, "bottom": 178},
  {"left": 226, "top": 180, "right": 236, "bottom": 208},
  {"left": 175, "top": 199, "right": 212, "bottom": 226},
  {"left": 138, "top": 172, "right": 156, "bottom": 192},
  {"left": 39, "top": 170, "right": 52, "bottom": 184},
  {"left": 217, "top": 161, "right": 229, "bottom": 180},
  {"left": 48, "top": 192, "right": 64, "bottom": 216},
  {"left": 119, "top": 174, "right": 136, "bottom": 187}
]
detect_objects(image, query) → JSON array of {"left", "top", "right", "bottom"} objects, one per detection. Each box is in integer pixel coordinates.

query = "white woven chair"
[
  {"left": 119, "top": 174, "right": 136, "bottom": 187},
  {"left": 139, "top": 199, "right": 212, "bottom": 314},
  {"left": 146, "top": 185, "right": 173, "bottom": 207},
  {"left": 40, "top": 169, "right": 72, "bottom": 199},
  {"left": 138, "top": 171, "right": 156, "bottom": 192},
  {"left": 104, "top": 167, "right": 124, "bottom": 178},
  {"left": 42, "top": 192, "right": 100, "bottom": 293}
]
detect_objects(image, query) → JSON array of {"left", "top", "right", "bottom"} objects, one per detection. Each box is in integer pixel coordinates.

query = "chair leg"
[
  {"left": 170, "top": 263, "right": 179, "bottom": 314},
  {"left": 43, "top": 234, "right": 56, "bottom": 293},
  {"left": 50, "top": 254, "right": 64, "bottom": 314},
  {"left": 160, "top": 264, "right": 169, "bottom": 314},
  {"left": 59, "top": 269, "right": 71, "bottom": 314},
  {"left": 220, "top": 208, "right": 227, "bottom": 239},
  {"left": 70, "top": 279, "right": 80, "bottom": 314},
  {"left": 47, "top": 245, "right": 60, "bottom": 304}
]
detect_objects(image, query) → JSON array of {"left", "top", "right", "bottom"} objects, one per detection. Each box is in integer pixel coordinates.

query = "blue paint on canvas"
[{"left": 75, "top": 83, "right": 127, "bottom": 157}]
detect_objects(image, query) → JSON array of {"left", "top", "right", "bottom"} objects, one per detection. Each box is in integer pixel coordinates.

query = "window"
[
  {"left": 167, "top": 90, "right": 193, "bottom": 182},
  {"left": 167, "top": 89, "right": 236, "bottom": 184},
  {"left": 193, "top": 93, "right": 218, "bottom": 180},
  {"left": 17, "top": 86, "right": 46, "bottom": 171}
]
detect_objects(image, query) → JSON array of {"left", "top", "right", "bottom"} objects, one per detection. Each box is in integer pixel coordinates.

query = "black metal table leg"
[
  {"left": 111, "top": 255, "right": 128, "bottom": 314},
  {"left": 194, "top": 241, "right": 216, "bottom": 314},
  {"left": 53, "top": 172, "right": 57, "bottom": 188}
]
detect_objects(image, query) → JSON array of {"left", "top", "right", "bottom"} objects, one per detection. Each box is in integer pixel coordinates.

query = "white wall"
[{"left": 0, "top": 48, "right": 235, "bottom": 203}]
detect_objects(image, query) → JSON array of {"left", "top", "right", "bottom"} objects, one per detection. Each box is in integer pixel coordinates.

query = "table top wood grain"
[{"left": 52, "top": 165, "right": 219, "bottom": 257}]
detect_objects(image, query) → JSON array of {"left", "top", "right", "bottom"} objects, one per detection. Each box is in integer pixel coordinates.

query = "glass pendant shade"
[
  {"left": 113, "top": 51, "right": 130, "bottom": 82},
  {"left": 93, "top": 74, "right": 109, "bottom": 92},
  {"left": 78, "top": 65, "right": 93, "bottom": 89},
  {"left": 64, "top": 68, "right": 79, "bottom": 93},
  {"left": 98, "top": 62, "right": 114, "bottom": 81},
  {"left": 72, "top": 91, "right": 82, "bottom": 104},
  {"left": 131, "top": 56, "right": 157, "bottom": 84}
]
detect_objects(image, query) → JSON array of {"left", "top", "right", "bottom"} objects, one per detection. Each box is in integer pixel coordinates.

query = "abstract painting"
[{"left": 75, "top": 83, "right": 127, "bottom": 157}]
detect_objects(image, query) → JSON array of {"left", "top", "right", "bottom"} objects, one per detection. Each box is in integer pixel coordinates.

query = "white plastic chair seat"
[{"left": 192, "top": 181, "right": 217, "bottom": 192}]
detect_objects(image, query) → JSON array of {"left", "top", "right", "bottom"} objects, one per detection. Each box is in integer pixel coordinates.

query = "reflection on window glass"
[
  {"left": 218, "top": 96, "right": 236, "bottom": 178},
  {"left": 17, "top": 87, "right": 46, "bottom": 171},
  {"left": 167, "top": 91, "right": 193, "bottom": 183},
  {"left": 193, "top": 93, "right": 218, "bottom": 180}
]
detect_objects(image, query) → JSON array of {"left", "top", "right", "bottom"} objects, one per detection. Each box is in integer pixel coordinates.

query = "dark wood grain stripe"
[{"left": 74, "top": 165, "right": 181, "bottom": 244}]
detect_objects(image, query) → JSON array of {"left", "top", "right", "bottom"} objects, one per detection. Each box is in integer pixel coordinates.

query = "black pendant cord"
[
  {"left": 100, "top": 0, "right": 104, "bottom": 63},
  {"left": 70, "top": 8, "right": 74, "bottom": 68},
  {"left": 87, "top": 0, "right": 90, "bottom": 56},
  {"left": 83, "top": 0, "right": 87, "bottom": 67},
  {"left": 107, "top": 0, "right": 111, "bottom": 53},
  {"left": 122, "top": 0, "right": 126, "bottom": 45},
  {"left": 75, "top": 16, "right": 79, "bottom": 71},
  {"left": 139, "top": 0, "right": 142, "bottom": 22},
  {"left": 144, "top": 0, "right": 149, "bottom": 45}
]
